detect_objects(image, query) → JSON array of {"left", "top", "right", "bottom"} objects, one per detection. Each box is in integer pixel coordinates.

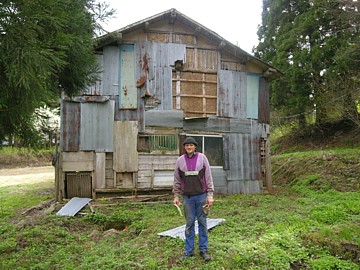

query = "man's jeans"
[{"left": 183, "top": 193, "right": 208, "bottom": 255}]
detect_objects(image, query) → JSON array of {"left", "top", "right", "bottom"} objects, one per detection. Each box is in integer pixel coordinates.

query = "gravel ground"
[{"left": 0, "top": 166, "right": 54, "bottom": 188}]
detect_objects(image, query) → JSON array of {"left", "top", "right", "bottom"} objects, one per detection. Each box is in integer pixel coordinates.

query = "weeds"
[{"left": 0, "top": 148, "right": 359, "bottom": 269}]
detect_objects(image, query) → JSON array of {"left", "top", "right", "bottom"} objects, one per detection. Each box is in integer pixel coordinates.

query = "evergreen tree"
[
  {"left": 0, "top": 0, "right": 114, "bottom": 143},
  {"left": 255, "top": 0, "right": 359, "bottom": 127}
]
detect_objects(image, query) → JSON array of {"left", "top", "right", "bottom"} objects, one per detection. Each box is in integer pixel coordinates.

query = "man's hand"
[
  {"left": 207, "top": 196, "right": 214, "bottom": 207},
  {"left": 173, "top": 197, "right": 181, "bottom": 206}
]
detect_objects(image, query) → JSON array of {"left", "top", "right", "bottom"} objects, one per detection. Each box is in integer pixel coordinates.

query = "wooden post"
[{"left": 265, "top": 138, "right": 272, "bottom": 192}]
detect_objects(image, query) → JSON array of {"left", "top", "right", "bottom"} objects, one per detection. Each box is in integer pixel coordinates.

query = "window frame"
[{"left": 186, "top": 134, "right": 223, "bottom": 168}]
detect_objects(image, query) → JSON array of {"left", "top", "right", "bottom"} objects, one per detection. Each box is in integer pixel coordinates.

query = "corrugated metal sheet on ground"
[
  {"left": 56, "top": 197, "right": 92, "bottom": 216},
  {"left": 158, "top": 218, "right": 226, "bottom": 240}
]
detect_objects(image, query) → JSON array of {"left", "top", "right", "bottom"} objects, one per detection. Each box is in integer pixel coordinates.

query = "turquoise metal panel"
[
  {"left": 246, "top": 74, "right": 260, "bottom": 119},
  {"left": 119, "top": 45, "right": 137, "bottom": 109}
]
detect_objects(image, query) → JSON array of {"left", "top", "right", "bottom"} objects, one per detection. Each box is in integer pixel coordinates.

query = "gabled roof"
[{"left": 95, "top": 8, "right": 281, "bottom": 79}]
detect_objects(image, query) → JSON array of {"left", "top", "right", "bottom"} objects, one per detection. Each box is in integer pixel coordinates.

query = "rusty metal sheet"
[
  {"left": 80, "top": 100, "right": 114, "bottom": 152},
  {"left": 218, "top": 70, "right": 247, "bottom": 118},
  {"left": 60, "top": 101, "right": 80, "bottom": 152},
  {"left": 258, "top": 77, "right": 270, "bottom": 124}
]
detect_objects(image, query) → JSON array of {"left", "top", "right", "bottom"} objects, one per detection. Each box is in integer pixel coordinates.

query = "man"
[{"left": 173, "top": 136, "right": 215, "bottom": 261}]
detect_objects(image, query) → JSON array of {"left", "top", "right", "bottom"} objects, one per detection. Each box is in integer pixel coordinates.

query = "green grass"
[
  {"left": 0, "top": 182, "right": 359, "bottom": 269},
  {"left": 1, "top": 146, "right": 359, "bottom": 269}
]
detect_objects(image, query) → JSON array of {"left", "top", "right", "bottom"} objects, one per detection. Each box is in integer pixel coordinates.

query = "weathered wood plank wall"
[
  {"left": 138, "top": 155, "right": 178, "bottom": 189},
  {"left": 113, "top": 121, "right": 138, "bottom": 172}
]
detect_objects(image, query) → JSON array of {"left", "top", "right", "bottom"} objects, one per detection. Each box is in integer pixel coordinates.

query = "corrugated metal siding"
[
  {"left": 145, "top": 109, "right": 183, "bottom": 128},
  {"left": 246, "top": 74, "right": 260, "bottom": 119},
  {"left": 152, "top": 67, "right": 173, "bottom": 110},
  {"left": 218, "top": 70, "right": 247, "bottom": 118},
  {"left": 184, "top": 117, "right": 251, "bottom": 134},
  {"left": 103, "top": 46, "right": 120, "bottom": 95},
  {"left": 80, "top": 100, "right": 114, "bottom": 152},
  {"left": 135, "top": 42, "right": 186, "bottom": 110},
  {"left": 226, "top": 133, "right": 259, "bottom": 181},
  {"left": 154, "top": 43, "right": 186, "bottom": 67},
  {"left": 114, "top": 97, "right": 145, "bottom": 132},
  {"left": 61, "top": 101, "right": 80, "bottom": 151},
  {"left": 227, "top": 180, "right": 261, "bottom": 194},
  {"left": 212, "top": 168, "right": 227, "bottom": 194},
  {"left": 258, "top": 77, "right": 270, "bottom": 124}
]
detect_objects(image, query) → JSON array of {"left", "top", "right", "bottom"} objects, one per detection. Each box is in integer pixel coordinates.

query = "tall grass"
[{"left": 0, "top": 147, "right": 53, "bottom": 167}]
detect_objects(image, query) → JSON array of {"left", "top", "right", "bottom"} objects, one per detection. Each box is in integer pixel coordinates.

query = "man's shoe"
[
  {"left": 200, "top": 251, "right": 211, "bottom": 261},
  {"left": 179, "top": 253, "right": 194, "bottom": 261}
]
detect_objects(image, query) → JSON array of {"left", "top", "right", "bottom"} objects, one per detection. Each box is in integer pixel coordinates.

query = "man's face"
[{"left": 184, "top": 143, "right": 196, "bottom": 155}]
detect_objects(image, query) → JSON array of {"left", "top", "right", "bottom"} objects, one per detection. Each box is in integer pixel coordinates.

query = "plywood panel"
[
  {"left": 62, "top": 161, "right": 93, "bottom": 172},
  {"left": 113, "top": 121, "right": 138, "bottom": 172},
  {"left": 116, "top": 172, "right": 134, "bottom": 188},
  {"left": 95, "top": 152, "right": 106, "bottom": 189},
  {"left": 62, "top": 151, "right": 94, "bottom": 172}
]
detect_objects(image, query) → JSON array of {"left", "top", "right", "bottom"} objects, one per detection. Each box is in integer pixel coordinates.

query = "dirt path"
[{"left": 0, "top": 166, "right": 54, "bottom": 188}]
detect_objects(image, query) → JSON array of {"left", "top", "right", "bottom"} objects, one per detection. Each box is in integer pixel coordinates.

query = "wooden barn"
[{"left": 55, "top": 8, "right": 280, "bottom": 200}]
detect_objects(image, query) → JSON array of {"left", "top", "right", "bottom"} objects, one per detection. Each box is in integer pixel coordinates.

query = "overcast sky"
[{"left": 101, "top": 0, "right": 263, "bottom": 54}]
